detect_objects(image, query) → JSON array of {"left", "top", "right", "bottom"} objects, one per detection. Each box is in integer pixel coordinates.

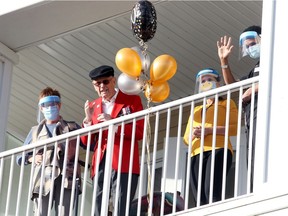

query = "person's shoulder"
[
  {"left": 220, "top": 98, "right": 237, "bottom": 106},
  {"left": 118, "top": 90, "right": 141, "bottom": 99},
  {"left": 63, "top": 120, "right": 80, "bottom": 130}
]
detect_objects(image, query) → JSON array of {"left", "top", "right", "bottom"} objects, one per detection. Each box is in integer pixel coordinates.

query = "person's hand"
[
  {"left": 97, "top": 113, "right": 112, "bottom": 122},
  {"left": 217, "top": 36, "right": 234, "bottom": 60},
  {"left": 193, "top": 126, "right": 212, "bottom": 138},
  {"left": 29, "top": 154, "right": 43, "bottom": 165},
  {"left": 242, "top": 88, "right": 252, "bottom": 104},
  {"left": 84, "top": 100, "right": 93, "bottom": 122}
]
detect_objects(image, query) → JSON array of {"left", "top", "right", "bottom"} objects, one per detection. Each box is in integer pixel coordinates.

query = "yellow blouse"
[{"left": 183, "top": 99, "right": 238, "bottom": 157}]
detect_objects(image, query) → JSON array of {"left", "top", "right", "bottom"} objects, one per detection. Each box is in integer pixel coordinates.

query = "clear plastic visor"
[
  {"left": 37, "top": 96, "right": 60, "bottom": 123},
  {"left": 239, "top": 31, "right": 261, "bottom": 59},
  {"left": 194, "top": 74, "right": 218, "bottom": 94}
]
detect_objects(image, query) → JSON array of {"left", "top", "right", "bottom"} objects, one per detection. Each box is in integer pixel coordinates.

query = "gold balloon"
[
  {"left": 115, "top": 48, "right": 142, "bottom": 77},
  {"left": 145, "top": 81, "right": 170, "bottom": 103},
  {"left": 150, "top": 54, "right": 177, "bottom": 83}
]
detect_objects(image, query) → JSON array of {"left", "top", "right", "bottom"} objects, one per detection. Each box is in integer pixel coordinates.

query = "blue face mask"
[
  {"left": 247, "top": 44, "right": 261, "bottom": 59},
  {"left": 42, "top": 105, "right": 59, "bottom": 121}
]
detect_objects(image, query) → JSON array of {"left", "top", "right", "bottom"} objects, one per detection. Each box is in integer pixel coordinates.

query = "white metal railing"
[{"left": 0, "top": 76, "right": 259, "bottom": 216}]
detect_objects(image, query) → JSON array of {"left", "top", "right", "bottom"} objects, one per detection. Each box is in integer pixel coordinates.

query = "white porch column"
[
  {"left": 0, "top": 42, "right": 19, "bottom": 152},
  {"left": 254, "top": 0, "right": 288, "bottom": 192}
]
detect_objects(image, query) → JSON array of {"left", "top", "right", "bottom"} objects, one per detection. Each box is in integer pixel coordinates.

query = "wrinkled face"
[{"left": 92, "top": 76, "right": 116, "bottom": 100}]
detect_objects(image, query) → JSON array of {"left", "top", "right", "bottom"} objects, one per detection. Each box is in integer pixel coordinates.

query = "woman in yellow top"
[{"left": 183, "top": 68, "right": 238, "bottom": 206}]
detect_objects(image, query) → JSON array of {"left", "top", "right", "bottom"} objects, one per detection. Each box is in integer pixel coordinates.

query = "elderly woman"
[{"left": 183, "top": 68, "right": 238, "bottom": 206}]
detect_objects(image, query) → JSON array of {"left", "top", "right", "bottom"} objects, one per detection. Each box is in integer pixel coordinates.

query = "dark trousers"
[
  {"left": 244, "top": 97, "right": 258, "bottom": 193},
  {"left": 190, "top": 149, "right": 232, "bottom": 206},
  {"left": 246, "top": 118, "right": 257, "bottom": 193},
  {"left": 94, "top": 156, "right": 139, "bottom": 216},
  {"left": 34, "top": 175, "right": 73, "bottom": 216}
]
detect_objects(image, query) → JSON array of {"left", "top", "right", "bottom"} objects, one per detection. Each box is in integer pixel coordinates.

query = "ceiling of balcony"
[{"left": 0, "top": 0, "right": 262, "bottom": 142}]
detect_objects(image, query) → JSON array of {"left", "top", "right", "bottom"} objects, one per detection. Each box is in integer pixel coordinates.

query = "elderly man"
[{"left": 81, "top": 65, "right": 144, "bottom": 216}]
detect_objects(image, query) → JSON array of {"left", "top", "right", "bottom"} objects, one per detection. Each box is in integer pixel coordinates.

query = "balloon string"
[
  {"left": 139, "top": 41, "right": 149, "bottom": 80},
  {"left": 139, "top": 40, "right": 148, "bottom": 52},
  {"left": 145, "top": 113, "right": 152, "bottom": 206},
  {"left": 145, "top": 82, "right": 152, "bottom": 212}
]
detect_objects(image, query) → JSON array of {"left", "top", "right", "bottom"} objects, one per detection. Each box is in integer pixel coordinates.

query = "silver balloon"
[
  {"left": 131, "top": 46, "right": 151, "bottom": 72},
  {"left": 117, "top": 73, "right": 144, "bottom": 95}
]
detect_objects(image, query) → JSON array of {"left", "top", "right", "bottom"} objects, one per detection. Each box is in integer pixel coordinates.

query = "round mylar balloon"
[
  {"left": 145, "top": 82, "right": 170, "bottom": 103},
  {"left": 131, "top": 46, "right": 151, "bottom": 72},
  {"left": 115, "top": 48, "right": 142, "bottom": 77},
  {"left": 131, "top": 0, "right": 157, "bottom": 42},
  {"left": 150, "top": 54, "right": 177, "bottom": 83},
  {"left": 118, "top": 73, "right": 144, "bottom": 95}
]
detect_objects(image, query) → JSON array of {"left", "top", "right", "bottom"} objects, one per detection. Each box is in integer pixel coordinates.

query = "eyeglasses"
[
  {"left": 92, "top": 79, "right": 111, "bottom": 87},
  {"left": 40, "top": 101, "right": 59, "bottom": 108}
]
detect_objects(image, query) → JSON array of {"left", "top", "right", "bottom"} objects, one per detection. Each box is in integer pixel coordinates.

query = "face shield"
[
  {"left": 37, "top": 95, "right": 61, "bottom": 123},
  {"left": 239, "top": 31, "right": 261, "bottom": 59},
  {"left": 195, "top": 68, "right": 220, "bottom": 94}
]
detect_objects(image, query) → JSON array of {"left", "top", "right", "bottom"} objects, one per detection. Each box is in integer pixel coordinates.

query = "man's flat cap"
[{"left": 89, "top": 65, "right": 114, "bottom": 80}]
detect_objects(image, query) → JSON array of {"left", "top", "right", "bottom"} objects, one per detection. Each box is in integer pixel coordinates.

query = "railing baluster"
[
  {"left": 160, "top": 108, "right": 171, "bottom": 216},
  {"left": 136, "top": 115, "right": 149, "bottom": 216},
  {"left": 16, "top": 151, "right": 25, "bottom": 216},
  {"left": 0, "top": 158, "right": 4, "bottom": 196},
  {"left": 91, "top": 128, "right": 103, "bottom": 216},
  {"left": 173, "top": 104, "right": 183, "bottom": 213},
  {"left": 5, "top": 155, "right": 14, "bottom": 216},
  {"left": 197, "top": 97, "right": 207, "bottom": 207},
  {"left": 148, "top": 111, "right": 159, "bottom": 216},
  {"left": 222, "top": 90, "right": 231, "bottom": 200},
  {"left": 247, "top": 82, "right": 256, "bottom": 194},
  {"left": 234, "top": 87, "right": 243, "bottom": 197},
  {"left": 124, "top": 118, "right": 137, "bottom": 216},
  {"left": 184, "top": 101, "right": 195, "bottom": 210},
  {"left": 209, "top": 93, "right": 219, "bottom": 204},
  {"left": 69, "top": 135, "right": 81, "bottom": 216},
  {"left": 81, "top": 131, "right": 92, "bottom": 216},
  {"left": 100, "top": 124, "right": 116, "bottom": 216},
  {"left": 114, "top": 121, "right": 125, "bottom": 216}
]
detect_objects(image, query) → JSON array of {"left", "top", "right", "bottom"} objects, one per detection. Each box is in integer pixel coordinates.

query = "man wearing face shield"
[
  {"left": 183, "top": 68, "right": 238, "bottom": 205},
  {"left": 16, "top": 87, "right": 82, "bottom": 216},
  {"left": 217, "top": 25, "right": 261, "bottom": 192}
]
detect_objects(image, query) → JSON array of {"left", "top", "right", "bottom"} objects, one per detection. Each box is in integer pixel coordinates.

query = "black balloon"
[{"left": 131, "top": 0, "right": 157, "bottom": 42}]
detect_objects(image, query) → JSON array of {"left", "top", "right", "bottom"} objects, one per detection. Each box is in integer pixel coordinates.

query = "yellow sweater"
[{"left": 183, "top": 99, "right": 238, "bottom": 157}]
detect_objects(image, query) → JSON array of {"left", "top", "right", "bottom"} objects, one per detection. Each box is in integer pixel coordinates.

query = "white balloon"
[
  {"left": 131, "top": 46, "right": 151, "bottom": 72},
  {"left": 117, "top": 73, "right": 144, "bottom": 95}
]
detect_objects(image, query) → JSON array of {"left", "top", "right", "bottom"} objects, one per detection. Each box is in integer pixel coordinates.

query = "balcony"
[{"left": 1, "top": 76, "right": 277, "bottom": 216}]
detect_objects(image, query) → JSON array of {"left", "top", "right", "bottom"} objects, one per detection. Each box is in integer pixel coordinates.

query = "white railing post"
[
  {"left": 255, "top": 0, "right": 288, "bottom": 193},
  {"left": 253, "top": 0, "right": 275, "bottom": 192},
  {"left": 100, "top": 124, "right": 116, "bottom": 216}
]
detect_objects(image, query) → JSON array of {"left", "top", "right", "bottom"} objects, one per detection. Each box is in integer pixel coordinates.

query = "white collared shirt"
[{"left": 102, "top": 88, "right": 119, "bottom": 115}]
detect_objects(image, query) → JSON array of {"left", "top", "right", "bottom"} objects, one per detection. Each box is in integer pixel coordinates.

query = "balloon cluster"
[{"left": 115, "top": 0, "right": 177, "bottom": 103}]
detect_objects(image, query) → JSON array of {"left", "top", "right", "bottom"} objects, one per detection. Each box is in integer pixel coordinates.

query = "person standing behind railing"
[
  {"left": 80, "top": 65, "right": 144, "bottom": 216},
  {"left": 183, "top": 68, "right": 238, "bottom": 206},
  {"left": 217, "top": 25, "right": 261, "bottom": 192},
  {"left": 16, "top": 87, "right": 82, "bottom": 216}
]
